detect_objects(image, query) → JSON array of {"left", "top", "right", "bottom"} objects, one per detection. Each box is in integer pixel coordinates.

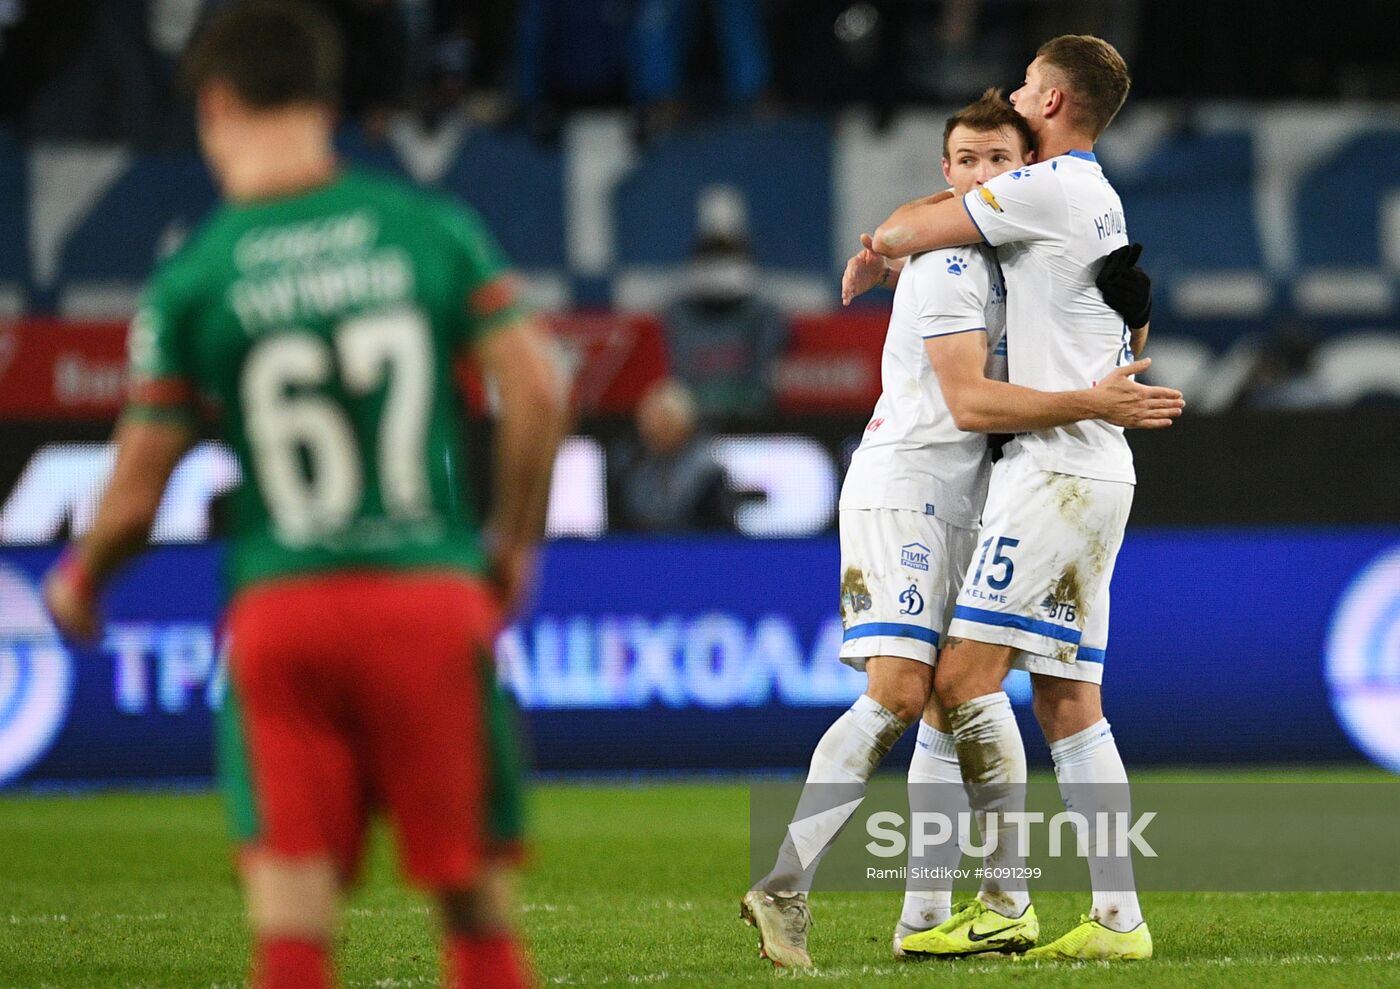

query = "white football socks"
[
  {"left": 899, "top": 720, "right": 969, "bottom": 930},
  {"left": 1050, "top": 718, "right": 1145, "bottom": 932},
  {"left": 947, "top": 691, "right": 1031, "bottom": 918},
  {"left": 760, "top": 694, "right": 912, "bottom": 893}
]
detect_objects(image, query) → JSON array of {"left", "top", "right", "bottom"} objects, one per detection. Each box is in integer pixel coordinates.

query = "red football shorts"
[{"left": 223, "top": 569, "right": 499, "bottom": 890}]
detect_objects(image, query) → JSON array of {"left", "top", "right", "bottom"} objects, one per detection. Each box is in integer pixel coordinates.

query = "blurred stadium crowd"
[
  {"left": 0, "top": 1, "right": 1397, "bottom": 536},
  {"left": 4, "top": 1, "right": 1400, "bottom": 141}
]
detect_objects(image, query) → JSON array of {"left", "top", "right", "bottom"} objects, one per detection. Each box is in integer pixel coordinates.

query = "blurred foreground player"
[{"left": 42, "top": 4, "right": 568, "bottom": 988}]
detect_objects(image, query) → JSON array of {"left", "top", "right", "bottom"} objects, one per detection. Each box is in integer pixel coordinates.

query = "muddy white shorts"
[
  {"left": 946, "top": 446, "right": 1133, "bottom": 685},
  {"left": 838, "top": 508, "right": 978, "bottom": 670}
]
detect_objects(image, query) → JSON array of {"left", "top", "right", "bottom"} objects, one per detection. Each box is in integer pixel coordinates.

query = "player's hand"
[
  {"left": 842, "top": 234, "right": 893, "bottom": 306},
  {"left": 1091, "top": 358, "right": 1185, "bottom": 429},
  {"left": 1096, "top": 243, "right": 1152, "bottom": 330},
  {"left": 43, "top": 553, "right": 102, "bottom": 642},
  {"left": 487, "top": 540, "right": 538, "bottom": 619}
]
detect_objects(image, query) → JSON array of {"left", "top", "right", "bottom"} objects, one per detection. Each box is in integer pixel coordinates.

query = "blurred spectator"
[
  {"left": 630, "top": 0, "right": 770, "bottom": 132},
  {"left": 318, "top": 0, "right": 410, "bottom": 125},
  {"left": 18, "top": 0, "right": 174, "bottom": 145},
  {"left": 664, "top": 187, "right": 785, "bottom": 417},
  {"left": 513, "top": 0, "right": 770, "bottom": 142},
  {"left": 1233, "top": 323, "right": 1333, "bottom": 412},
  {"left": 765, "top": 0, "right": 901, "bottom": 122},
  {"left": 408, "top": 0, "right": 517, "bottom": 124},
  {"left": 514, "top": 0, "right": 630, "bottom": 139},
  {"left": 610, "top": 379, "right": 738, "bottom": 533}
]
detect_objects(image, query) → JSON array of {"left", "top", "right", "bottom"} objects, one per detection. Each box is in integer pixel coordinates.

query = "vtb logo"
[{"left": 0, "top": 563, "right": 75, "bottom": 785}]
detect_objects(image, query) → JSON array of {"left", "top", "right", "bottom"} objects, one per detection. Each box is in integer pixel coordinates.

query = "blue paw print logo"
[
  {"left": 1009, "top": 168, "right": 1032, "bottom": 180},
  {"left": 945, "top": 254, "right": 968, "bottom": 276}
]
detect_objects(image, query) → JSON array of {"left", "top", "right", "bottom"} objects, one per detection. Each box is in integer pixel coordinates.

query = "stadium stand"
[
  {"left": 1314, "top": 332, "right": 1400, "bottom": 405},
  {"left": 0, "top": 126, "right": 26, "bottom": 315}
]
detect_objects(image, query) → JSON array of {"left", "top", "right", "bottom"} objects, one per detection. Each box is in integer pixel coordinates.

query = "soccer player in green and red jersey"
[{"left": 41, "top": 4, "right": 568, "bottom": 988}]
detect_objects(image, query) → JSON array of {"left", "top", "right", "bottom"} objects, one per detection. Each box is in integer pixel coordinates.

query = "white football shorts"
[
  {"left": 946, "top": 445, "right": 1133, "bottom": 684},
  {"left": 838, "top": 507, "right": 978, "bottom": 670}
]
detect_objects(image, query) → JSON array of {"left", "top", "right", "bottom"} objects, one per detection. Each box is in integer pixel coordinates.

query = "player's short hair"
[
  {"left": 942, "top": 88, "right": 1036, "bottom": 160},
  {"left": 182, "top": 1, "right": 342, "bottom": 109},
  {"left": 1034, "top": 34, "right": 1131, "bottom": 139}
]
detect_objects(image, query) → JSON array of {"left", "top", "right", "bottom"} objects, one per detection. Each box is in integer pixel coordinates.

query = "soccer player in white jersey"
[
  {"left": 740, "top": 89, "right": 1183, "bottom": 970},
  {"left": 870, "top": 35, "right": 1159, "bottom": 961}
]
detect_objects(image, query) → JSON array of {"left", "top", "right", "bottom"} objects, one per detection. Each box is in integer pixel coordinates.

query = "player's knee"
[
  {"left": 932, "top": 660, "right": 966, "bottom": 713},
  {"left": 242, "top": 852, "right": 339, "bottom": 940},
  {"left": 864, "top": 657, "right": 931, "bottom": 724},
  {"left": 933, "top": 649, "right": 1005, "bottom": 713},
  {"left": 870, "top": 683, "right": 925, "bottom": 724},
  {"left": 921, "top": 691, "right": 951, "bottom": 732}
]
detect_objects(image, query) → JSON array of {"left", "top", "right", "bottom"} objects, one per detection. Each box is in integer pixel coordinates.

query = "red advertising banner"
[
  {"left": 0, "top": 318, "right": 129, "bottom": 420},
  {"left": 773, "top": 310, "right": 887, "bottom": 414},
  {"left": 548, "top": 312, "right": 670, "bottom": 413},
  {"left": 0, "top": 311, "right": 888, "bottom": 421},
  {"left": 454, "top": 312, "right": 671, "bottom": 416}
]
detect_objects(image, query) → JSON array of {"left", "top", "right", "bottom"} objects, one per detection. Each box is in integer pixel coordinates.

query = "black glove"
[{"left": 1096, "top": 242, "right": 1152, "bottom": 329}]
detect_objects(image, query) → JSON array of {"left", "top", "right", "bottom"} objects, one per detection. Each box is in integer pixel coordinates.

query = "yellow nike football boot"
[
  {"left": 899, "top": 899, "right": 1039, "bottom": 957},
  {"left": 1021, "top": 915, "right": 1152, "bottom": 960}
]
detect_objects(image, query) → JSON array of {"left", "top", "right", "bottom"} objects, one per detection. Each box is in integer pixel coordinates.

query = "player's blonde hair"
[
  {"left": 1035, "top": 34, "right": 1131, "bottom": 139},
  {"left": 942, "top": 88, "right": 1036, "bottom": 161}
]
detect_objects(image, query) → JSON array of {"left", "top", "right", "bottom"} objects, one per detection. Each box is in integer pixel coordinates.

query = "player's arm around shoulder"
[
  {"left": 926, "top": 339, "right": 1182, "bottom": 435},
  {"left": 870, "top": 188, "right": 981, "bottom": 259},
  {"left": 913, "top": 249, "right": 1016, "bottom": 432},
  {"left": 922, "top": 246, "right": 1181, "bottom": 436},
  {"left": 958, "top": 161, "right": 1066, "bottom": 253},
  {"left": 841, "top": 233, "right": 905, "bottom": 305}
]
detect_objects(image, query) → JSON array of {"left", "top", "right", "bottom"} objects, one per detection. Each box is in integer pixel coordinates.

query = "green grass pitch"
[{"left": 2, "top": 773, "right": 1398, "bottom": 987}]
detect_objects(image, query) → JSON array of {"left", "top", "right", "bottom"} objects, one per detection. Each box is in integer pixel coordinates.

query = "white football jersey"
[
  {"left": 963, "top": 151, "right": 1136, "bottom": 484},
  {"left": 839, "top": 243, "right": 1008, "bottom": 529}
]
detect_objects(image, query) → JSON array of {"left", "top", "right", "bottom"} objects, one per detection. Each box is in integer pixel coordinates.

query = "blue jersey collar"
[{"left": 1065, "top": 149, "right": 1097, "bottom": 162}]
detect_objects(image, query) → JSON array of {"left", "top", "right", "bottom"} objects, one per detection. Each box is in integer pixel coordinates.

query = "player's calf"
[
  {"left": 1030, "top": 674, "right": 1104, "bottom": 743},
  {"left": 440, "top": 866, "right": 532, "bottom": 989},
  {"left": 895, "top": 717, "right": 969, "bottom": 956},
  {"left": 242, "top": 852, "right": 339, "bottom": 989}
]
